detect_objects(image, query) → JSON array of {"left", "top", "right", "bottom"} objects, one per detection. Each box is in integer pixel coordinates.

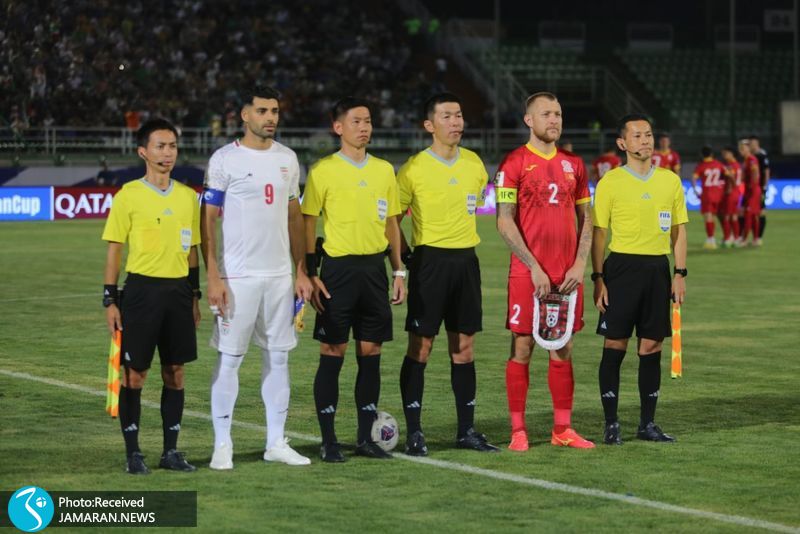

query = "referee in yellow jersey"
[
  {"left": 102, "top": 119, "right": 201, "bottom": 474},
  {"left": 396, "top": 93, "right": 498, "bottom": 455},
  {"left": 301, "top": 97, "right": 406, "bottom": 462},
  {"left": 591, "top": 113, "right": 688, "bottom": 445}
]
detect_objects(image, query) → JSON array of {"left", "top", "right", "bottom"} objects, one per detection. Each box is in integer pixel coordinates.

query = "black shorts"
[
  {"left": 596, "top": 253, "right": 672, "bottom": 341},
  {"left": 405, "top": 246, "right": 482, "bottom": 337},
  {"left": 121, "top": 274, "right": 198, "bottom": 371},
  {"left": 313, "top": 253, "right": 392, "bottom": 344}
]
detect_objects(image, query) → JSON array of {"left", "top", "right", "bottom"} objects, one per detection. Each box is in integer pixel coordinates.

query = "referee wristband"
[
  {"left": 590, "top": 272, "right": 604, "bottom": 282},
  {"left": 103, "top": 284, "right": 118, "bottom": 307},
  {"left": 392, "top": 270, "right": 407, "bottom": 279},
  {"left": 306, "top": 253, "right": 318, "bottom": 277},
  {"left": 188, "top": 266, "right": 200, "bottom": 290}
]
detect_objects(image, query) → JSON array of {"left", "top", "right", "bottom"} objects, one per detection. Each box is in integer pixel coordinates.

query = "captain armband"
[
  {"left": 496, "top": 187, "right": 518, "bottom": 203},
  {"left": 202, "top": 188, "right": 225, "bottom": 207}
]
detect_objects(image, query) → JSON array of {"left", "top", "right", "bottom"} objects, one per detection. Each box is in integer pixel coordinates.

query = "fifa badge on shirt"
[
  {"left": 466, "top": 194, "right": 477, "bottom": 215},
  {"left": 180, "top": 228, "right": 192, "bottom": 251},
  {"left": 658, "top": 211, "right": 672, "bottom": 232},
  {"left": 377, "top": 198, "right": 388, "bottom": 221}
]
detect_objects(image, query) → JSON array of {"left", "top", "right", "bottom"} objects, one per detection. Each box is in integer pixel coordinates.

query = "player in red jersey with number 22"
[{"left": 495, "top": 92, "right": 595, "bottom": 452}]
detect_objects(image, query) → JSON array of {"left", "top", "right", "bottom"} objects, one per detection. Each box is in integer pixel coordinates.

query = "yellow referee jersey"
[
  {"left": 593, "top": 165, "right": 689, "bottom": 255},
  {"left": 397, "top": 147, "right": 488, "bottom": 248},
  {"left": 102, "top": 179, "right": 201, "bottom": 277},
  {"left": 301, "top": 152, "right": 400, "bottom": 257}
]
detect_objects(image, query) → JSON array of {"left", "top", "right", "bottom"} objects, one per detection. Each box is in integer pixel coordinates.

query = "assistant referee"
[
  {"left": 396, "top": 92, "right": 498, "bottom": 455},
  {"left": 301, "top": 97, "right": 406, "bottom": 462},
  {"left": 102, "top": 118, "right": 201, "bottom": 474},
  {"left": 591, "top": 113, "right": 688, "bottom": 445}
]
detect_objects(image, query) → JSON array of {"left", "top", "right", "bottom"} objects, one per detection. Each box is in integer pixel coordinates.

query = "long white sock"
[
  {"left": 210, "top": 352, "right": 243, "bottom": 446},
  {"left": 262, "top": 348, "right": 290, "bottom": 450}
]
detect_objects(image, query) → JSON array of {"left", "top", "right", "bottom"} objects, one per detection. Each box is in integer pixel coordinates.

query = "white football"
[{"left": 371, "top": 411, "right": 399, "bottom": 451}]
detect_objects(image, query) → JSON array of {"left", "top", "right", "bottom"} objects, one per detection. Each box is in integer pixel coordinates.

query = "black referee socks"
[
  {"left": 119, "top": 386, "right": 142, "bottom": 458},
  {"left": 599, "top": 348, "right": 626, "bottom": 424},
  {"left": 451, "top": 360, "right": 476, "bottom": 437},
  {"left": 314, "top": 355, "right": 344, "bottom": 444},
  {"left": 400, "top": 356, "right": 427, "bottom": 435},
  {"left": 355, "top": 354, "right": 381, "bottom": 444},
  {"left": 161, "top": 386, "right": 184, "bottom": 452},
  {"left": 638, "top": 351, "right": 661, "bottom": 426}
]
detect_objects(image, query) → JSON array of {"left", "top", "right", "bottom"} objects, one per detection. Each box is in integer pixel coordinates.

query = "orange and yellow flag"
[
  {"left": 670, "top": 303, "right": 682, "bottom": 378},
  {"left": 105, "top": 330, "right": 121, "bottom": 417}
]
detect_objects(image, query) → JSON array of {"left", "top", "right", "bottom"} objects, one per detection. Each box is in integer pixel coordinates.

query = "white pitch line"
[
  {"left": 1, "top": 368, "right": 798, "bottom": 534},
  {"left": 0, "top": 293, "right": 96, "bottom": 303}
]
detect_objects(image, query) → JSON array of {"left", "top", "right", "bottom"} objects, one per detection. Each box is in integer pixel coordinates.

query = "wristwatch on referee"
[
  {"left": 590, "top": 272, "right": 604, "bottom": 282},
  {"left": 673, "top": 267, "right": 688, "bottom": 278},
  {"left": 392, "top": 270, "right": 407, "bottom": 279}
]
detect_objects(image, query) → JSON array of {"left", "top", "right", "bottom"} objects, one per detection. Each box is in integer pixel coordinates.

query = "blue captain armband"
[{"left": 202, "top": 188, "right": 225, "bottom": 207}]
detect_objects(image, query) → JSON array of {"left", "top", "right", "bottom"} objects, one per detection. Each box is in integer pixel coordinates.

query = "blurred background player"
[
  {"left": 591, "top": 147, "right": 621, "bottom": 185},
  {"left": 691, "top": 146, "right": 727, "bottom": 249},
  {"left": 652, "top": 132, "right": 681, "bottom": 176},
  {"left": 202, "top": 86, "right": 313, "bottom": 470},
  {"left": 396, "top": 92, "right": 498, "bottom": 456},
  {"left": 737, "top": 139, "right": 762, "bottom": 246},
  {"left": 495, "top": 92, "right": 595, "bottom": 452},
  {"left": 592, "top": 113, "right": 688, "bottom": 445},
  {"left": 102, "top": 119, "right": 201, "bottom": 474},
  {"left": 749, "top": 135, "right": 771, "bottom": 243},
  {"left": 301, "top": 97, "right": 406, "bottom": 462},
  {"left": 720, "top": 147, "right": 743, "bottom": 247}
]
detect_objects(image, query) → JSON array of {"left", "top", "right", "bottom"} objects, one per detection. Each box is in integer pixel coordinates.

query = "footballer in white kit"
[{"left": 201, "top": 86, "right": 313, "bottom": 468}]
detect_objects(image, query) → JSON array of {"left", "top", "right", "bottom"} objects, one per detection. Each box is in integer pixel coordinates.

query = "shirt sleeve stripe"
[{"left": 575, "top": 197, "right": 592, "bottom": 205}]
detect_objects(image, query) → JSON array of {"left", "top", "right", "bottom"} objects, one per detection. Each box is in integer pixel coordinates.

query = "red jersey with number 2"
[{"left": 495, "top": 145, "right": 591, "bottom": 283}]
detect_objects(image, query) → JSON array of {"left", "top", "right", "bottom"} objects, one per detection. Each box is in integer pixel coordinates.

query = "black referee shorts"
[
  {"left": 121, "top": 273, "right": 198, "bottom": 371},
  {"left": 313, "top": 253, "right": 392, "bottom": 345},
  {"left": 596, "top": 253, "right": 672, "bottom": 341},
  {"left": 405, "top": 245, "right": 482, "bottom": 337}
]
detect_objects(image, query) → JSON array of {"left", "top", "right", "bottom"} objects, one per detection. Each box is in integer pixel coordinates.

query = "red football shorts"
[
  {"left": 723, "top": 190, "right": 741, "bottom": 215},
  {"left": 745, "top": 189, "right": 762, "bottom": 215},
  {"left": 506, "top": 275, "right": 584, "bottom": 335},
  {"left": 700, "top": 195, "right": 722, "bottom": 215}
]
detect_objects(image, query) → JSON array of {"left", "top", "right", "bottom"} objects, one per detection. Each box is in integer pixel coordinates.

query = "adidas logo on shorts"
[{"left": 600, "top": 321, "right": 607, "bottom": 330}]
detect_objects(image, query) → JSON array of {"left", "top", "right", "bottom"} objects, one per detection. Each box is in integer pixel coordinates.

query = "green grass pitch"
[{"left": 1, "top": 213, "right": 799, "bottom": 533}]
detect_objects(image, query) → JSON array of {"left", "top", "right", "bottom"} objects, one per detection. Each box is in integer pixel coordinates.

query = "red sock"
[
  {"left": 743, "top": 215, "right": 753, "bottom": 241},
  {"left": 548, "top": 359, "right": 574, "bottom": 433},
  {"left": 705, "top": 220, "right": 715, "bottom": 239},
  {"left": 722, "top": 219, "right": 731, "bottom": 240},
  {"left": 732, "top": 218, "right": 740, "bottom": 238},
  {"left": 505, "top": 360, "right": 529, "bottom": 433},
  {"left": 752, "top": 214, "right": 760, "bottom": 240}
]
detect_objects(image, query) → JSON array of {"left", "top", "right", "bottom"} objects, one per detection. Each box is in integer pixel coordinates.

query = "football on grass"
[{"left": 371, "top": 411, "right": 399, "bottom": 451}]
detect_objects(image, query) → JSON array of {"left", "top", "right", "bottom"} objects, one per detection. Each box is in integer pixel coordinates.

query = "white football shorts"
[{"left": 210, "top": 275, "right": 297, "bottom": 354}]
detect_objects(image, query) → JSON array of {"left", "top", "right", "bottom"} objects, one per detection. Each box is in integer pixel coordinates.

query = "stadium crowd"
[{"left": 0, "top": 0, "right": 432, "bottom": 130}]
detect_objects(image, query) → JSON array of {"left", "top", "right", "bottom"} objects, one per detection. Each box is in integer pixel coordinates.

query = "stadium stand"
[
  {"left": 0, "top": 0, "right": 433, "bottom": 129},
  {"left": 619, "top": 49, "right": 794, "bottom": 135}
]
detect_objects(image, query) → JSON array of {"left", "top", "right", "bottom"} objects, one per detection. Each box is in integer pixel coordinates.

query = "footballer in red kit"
[
  {"left": 720, "top": 146, "right": 742, "bottom": 246},
  {"left": 691, "top": 146, "right": 727, "bottom": 248},
  {"left": 591, "top": 149, "right": 621, "bottom": 184},
  {"left": 738, "top": 140, "right": 762, "bottom": 246},
  {"left": 495, "top": 92, "right": 594, "bottom": 452},
  {"left": 652, "top": 133, "right": 681, "bottom": 174}
]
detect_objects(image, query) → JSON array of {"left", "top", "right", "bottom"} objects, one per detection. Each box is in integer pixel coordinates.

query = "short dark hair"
[
  {"left": 137, "top": 118, "right": 179, "bottom": 148},
  {"left": 525, "top": 91, "right": 557, "bottom": 110},
  {"left": 749, "top": 134, "right": 760, "bottom": 142},
  {"left": 701, "top": 145, "right": 713, "bottom": 158},
  {"left": 424, "top": 92, "right": 462, "bottom": 119},
  {"left": 722, "top": 145, "right": 735, "bottom": 154},
  {"left": 657, "top": 131, "right": 671, "bottom": 140},
  {"left": 331, "top": 97, "right": 372, "bottom": 122},
  {"left": 241, "top": 85, "right": 281, "bottom": 110},
  {"left": 617, "top": 113, "right": 652, "bottom": 138}
]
